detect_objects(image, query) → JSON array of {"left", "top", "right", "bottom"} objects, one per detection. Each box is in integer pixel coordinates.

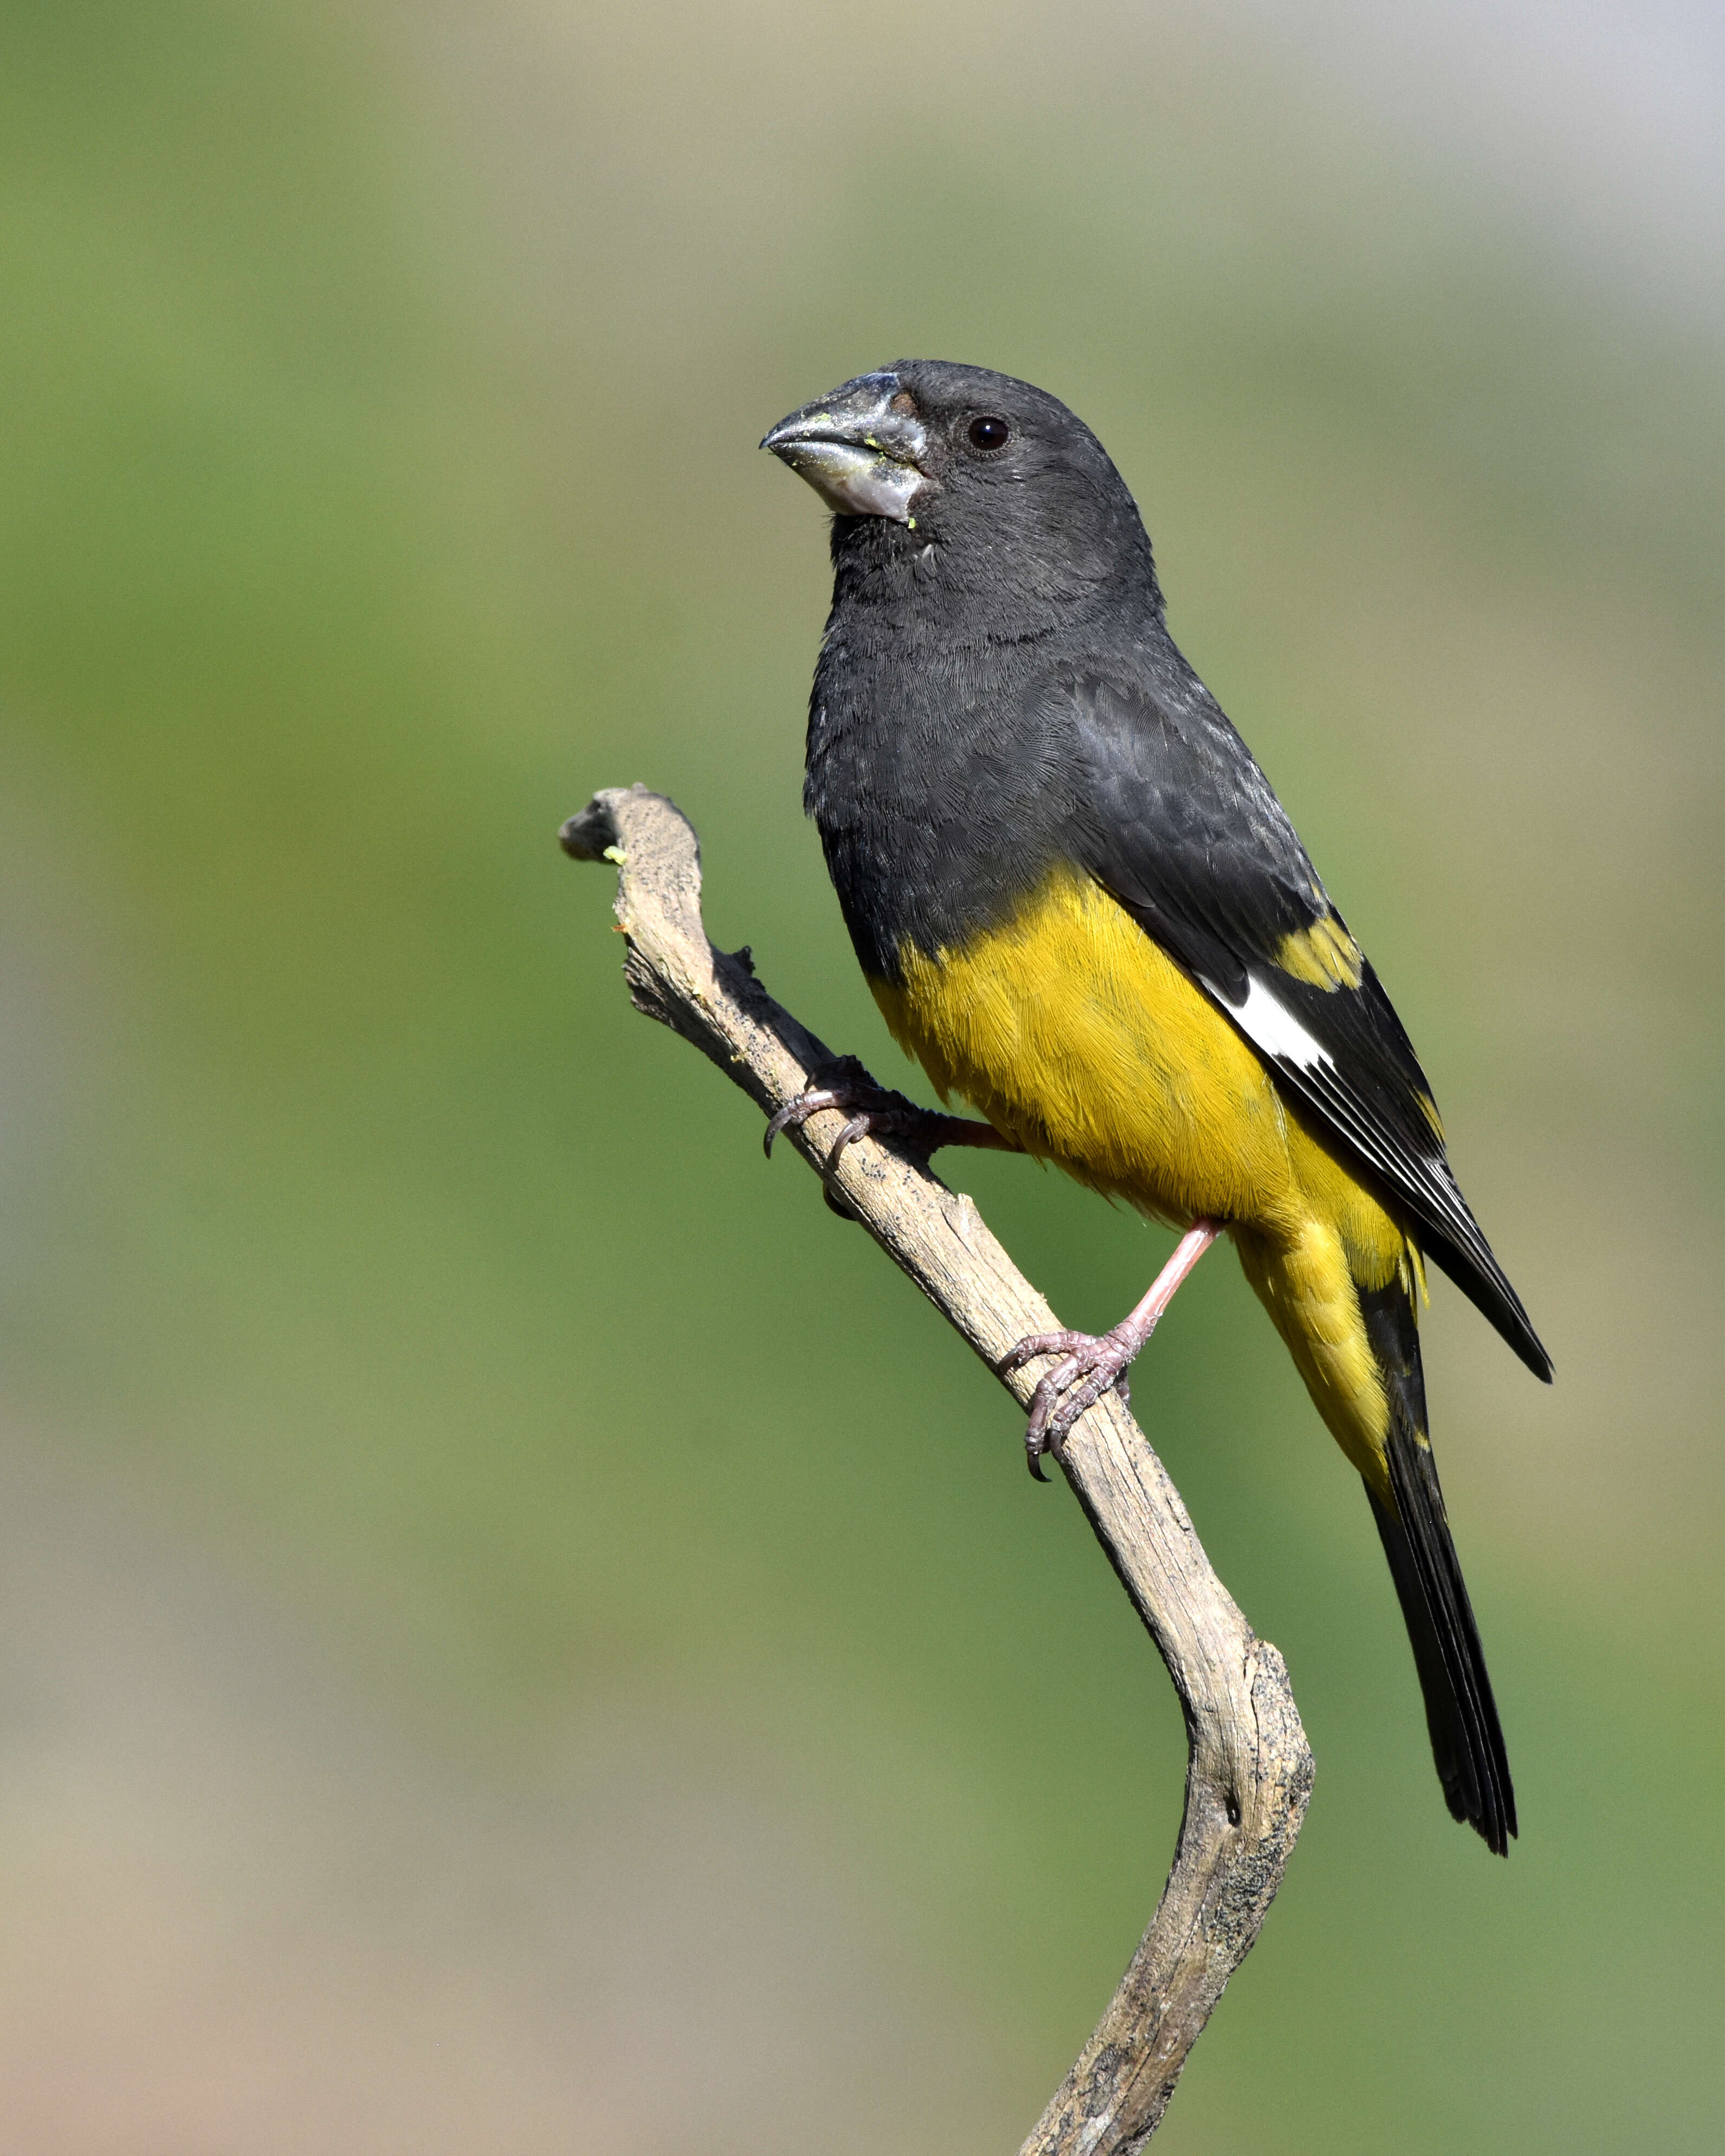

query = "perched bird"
[{"left": 761, "top": 361, "right": 1550, "bottom": 1854}]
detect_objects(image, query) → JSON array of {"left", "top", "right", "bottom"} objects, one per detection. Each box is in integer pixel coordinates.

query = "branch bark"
[{"left": 561, "top": 784, "right": 1314, "bottom": 2153}]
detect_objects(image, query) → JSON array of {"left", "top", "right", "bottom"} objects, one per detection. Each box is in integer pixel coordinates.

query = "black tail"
[{"left": 1358, "top": 1280, "right": 1517, "bottom": 1855}]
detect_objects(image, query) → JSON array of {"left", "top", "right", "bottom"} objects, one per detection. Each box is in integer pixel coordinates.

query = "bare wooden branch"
[{"left": 561, "top": 784, "right": 1314, "bottom": 2153}]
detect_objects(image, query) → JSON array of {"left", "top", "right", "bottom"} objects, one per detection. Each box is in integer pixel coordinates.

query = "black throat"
[{"left": 803, "top": 511, "right": 1163, "bottom": 982}]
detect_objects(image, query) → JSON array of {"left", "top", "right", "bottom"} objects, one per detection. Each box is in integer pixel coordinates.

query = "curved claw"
[
  {"left": 763, "top": 1086, "right": 842, "bottom": 1159},
  {"left": 1000, "top": 1331, "right": 1086, "bottom": 1479},
  {"left": 765, "top": 1061, "right": 990, "bottom": 1179},
  {"left": 764, "top": 1092, "right": 883, "bottom": 1180},
  {"left": 1005, "top": 1324, "right": 1146, "bottom": 1479},
  {"left": 830, "top": 1110, "right": 895, "bottom": 1180},
  {"left": 1024, "top": 1353, "right": 1081, "bottom": 1479}
]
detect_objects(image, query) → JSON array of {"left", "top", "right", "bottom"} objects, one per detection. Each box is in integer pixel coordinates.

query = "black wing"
[{"left": 1052, "top": 662, "right": 1552, "bottom": 1381}]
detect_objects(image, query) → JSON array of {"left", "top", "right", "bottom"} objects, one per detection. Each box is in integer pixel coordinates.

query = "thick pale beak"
[{"left": 761, "top": 371, "right": 928, "bottom": 523}]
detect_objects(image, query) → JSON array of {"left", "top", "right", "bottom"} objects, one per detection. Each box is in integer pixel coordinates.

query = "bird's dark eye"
[{"left": 967, "top": 414, "right": 1010, "bottom": 452}]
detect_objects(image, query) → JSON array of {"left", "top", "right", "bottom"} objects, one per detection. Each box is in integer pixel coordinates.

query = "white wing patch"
[
  {"left": 1205, "top": 970, "right": 1336, "bottom": 1073},
  {"left": 1199, "top": 958, "right": 1547, "bottom": 1374}
]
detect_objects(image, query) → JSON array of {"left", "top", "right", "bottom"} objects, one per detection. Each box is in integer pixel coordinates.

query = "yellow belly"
[{"left": 869, "top": 864, "right": 1421, "bottom": 1485}]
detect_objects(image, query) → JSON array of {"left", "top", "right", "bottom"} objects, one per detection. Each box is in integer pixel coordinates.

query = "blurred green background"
[{"left": 1, "top": 1, "right": 1720, "bottom": 2148}]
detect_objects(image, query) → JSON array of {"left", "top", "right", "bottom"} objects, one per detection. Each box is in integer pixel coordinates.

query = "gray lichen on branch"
[{"left": 563, "top": 783, "right": 1314, "bottom": 2153}]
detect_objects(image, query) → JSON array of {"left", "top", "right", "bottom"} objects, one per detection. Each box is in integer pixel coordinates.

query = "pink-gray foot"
[
  {"left": 1000, "top": 1221, "right": 1222, "bottom": 1478},
  {"left": 764, "top": 1056, "right": 1013, "bottom": 1183}
]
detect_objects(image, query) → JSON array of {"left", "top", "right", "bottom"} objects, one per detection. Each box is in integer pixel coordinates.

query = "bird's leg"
[
  {"left": 1001, "top": 1221, "right": 1222, "bottom": 1479},
  {"left": 764, "top": 1055, "right": 1017, "bottom": 1183}
]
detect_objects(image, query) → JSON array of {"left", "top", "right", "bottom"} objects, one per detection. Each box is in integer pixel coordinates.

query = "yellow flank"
[
  {"left": 1275, "top": 913, "right": 1364, "bottom": 991},
  {"left": 869, "top": 865, "right": 1422, "bottom": 1492}
]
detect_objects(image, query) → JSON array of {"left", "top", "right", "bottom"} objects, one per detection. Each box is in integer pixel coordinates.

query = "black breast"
[{"left": 803, "top": 606, "right": 1085, "bottom": 981}]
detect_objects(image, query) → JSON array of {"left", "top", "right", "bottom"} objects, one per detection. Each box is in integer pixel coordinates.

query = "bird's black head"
[{"left": 763, "top": 360, "right": 1161, "bottom": 626}]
